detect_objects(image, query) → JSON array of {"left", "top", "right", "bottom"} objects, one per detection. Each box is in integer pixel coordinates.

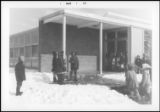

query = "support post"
[
  {"left": 62, "top": 15, "right": 66, "bottom": 59},
  {"left": 115, "top": 31, "right": 118, "bottom": 65},
  {"left": 38, "top": 20, "right": 43, "bottom": 72},
  {"left": 99, "top": 22, "right": 103, "bottom": 75}
]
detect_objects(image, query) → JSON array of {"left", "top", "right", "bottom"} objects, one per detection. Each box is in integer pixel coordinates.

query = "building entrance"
[{"left": 103, "top": 28, "right": 128, "bottom": 72}]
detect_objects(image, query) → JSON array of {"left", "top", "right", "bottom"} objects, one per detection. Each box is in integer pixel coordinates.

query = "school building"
[{"left": 10, "top": 9, "right": 152, "bottom": 74}]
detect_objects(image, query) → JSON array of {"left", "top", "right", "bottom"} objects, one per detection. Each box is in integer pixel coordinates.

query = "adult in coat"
[
  {"left": 15, "top": 56, "right": 26, "bottom": 96},
  {"left": 69, "top": 51, "right": 79, "bottom": 82}
]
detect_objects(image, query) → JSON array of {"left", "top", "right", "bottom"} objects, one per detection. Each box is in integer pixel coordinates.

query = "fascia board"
[
  {"left": 40, "top": 9, "right": 152, "bottom": 30},
  {"left": 39, "top": 10, "right": 64, "bottom": 21}
]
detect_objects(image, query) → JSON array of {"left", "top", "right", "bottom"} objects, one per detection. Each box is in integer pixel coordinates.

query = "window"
[
  {"left": 20, "top": 35, "right": 25, "bottom": 46},
  {"left": 32, "top": 45, "right": 38, "bottom": 57},
  {"left": 108, "top": 41, "right": 115, "bottom": 56},
  {"left": 25, "top": 46, "right": 32, "bottom": 57},
  {"left": 10, "top": 38, "right": 13, "bottom": 47},
  {"left": 17, "top": 37, "right": 21, "bottom": 47},
  {"left": 20, "top": 47, "right": 24, "bottom": 56},
  {"left": 15, "top": 37, "right": 18, "bottom": 47},
  {"left": 33, "top": 30, "right": 39, "bottom": 44},
  {"left": 10, "top": 48, "right": 13, "bottom": 58},
  {"left": 25, "top": 34, "right": 30, "bottom": 46},
  {"left": 107, "top": 32, "right": 115, "bottom": 40},
  {"left": 13, "top": 48, "right": 16, "bottom": 58},
  {"left": 13, "top": 48, "right": 19, "bottom": 58},
  {"left": 117, "top": 30, "right": 127, "bottom": 39}
]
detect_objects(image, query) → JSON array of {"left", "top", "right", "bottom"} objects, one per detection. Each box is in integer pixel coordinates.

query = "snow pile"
[
  {"left": 8, "top": 68, "right": 139, "bottom": 106},
  {"left": 102, "top": 73, "right": 142, "bottom": 83}
]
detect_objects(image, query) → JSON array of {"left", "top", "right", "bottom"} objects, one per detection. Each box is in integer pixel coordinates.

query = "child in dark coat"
[
  {"left": 55, "top": 51, "right": 66, "bottom": 84},
  {"left": 69, "top": 52, "right": 79, "bottom": 82},
  {"left": 135, "top": 55, "right": 142, "bottom": 74},
  {"left": 15, "top": 56, "right": 26, "bottom": 96},
  {"left": 51, "top": 51, "right": 58, "bottom": 83}
]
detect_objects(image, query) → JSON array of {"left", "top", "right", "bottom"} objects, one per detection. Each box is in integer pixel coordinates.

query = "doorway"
[{"left": 103, "top": 28, "right": 128, "bottom": 72}]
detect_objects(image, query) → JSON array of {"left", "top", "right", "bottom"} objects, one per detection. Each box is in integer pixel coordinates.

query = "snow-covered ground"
[
  {"left": 102, "top": 72, "right": 143, "bottom": 83},
  {"left": 7, "top": 68, "right": 145, "bottom": 110}
]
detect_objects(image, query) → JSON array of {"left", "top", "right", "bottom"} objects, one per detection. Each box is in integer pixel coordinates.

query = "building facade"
[{"left": 10, "top": 9, "right": 152, "bottom": 74}]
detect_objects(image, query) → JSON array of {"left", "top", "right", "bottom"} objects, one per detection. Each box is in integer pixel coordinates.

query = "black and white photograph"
[{"left": 1, "top": 1, "right": 159, "bottom": 111}]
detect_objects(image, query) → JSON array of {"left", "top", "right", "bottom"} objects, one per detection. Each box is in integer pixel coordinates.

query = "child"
[
  {"left": 51, "top": 51, "right": 58, "bottom": 83},
  {"left": 69, "top": 51, "right": 79, "bottom": 82},
  {"left": 56, "top": 51, "right": 66, "bottom": 84},
  {"left": 139, "top": 63, "right": 152, "bottom": 103},
  {"left": 119, "top": 52, "right": 125, "bottom": 72},
  {"left": 125, "top": 64, "right": 141, "bottom": 101},
  {"left": 135, "top": 55, "right": 142, "bottom": 74},
  {"left": 15, "top": 56, "right": 26, "bottom": 96},
  {"left": 112, "top": 55, "right": 116, "bottom": 71}
]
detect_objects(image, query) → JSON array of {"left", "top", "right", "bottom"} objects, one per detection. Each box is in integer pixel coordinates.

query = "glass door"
[{"left": 104, "top": 29, "right": 128, "bottom": 72}]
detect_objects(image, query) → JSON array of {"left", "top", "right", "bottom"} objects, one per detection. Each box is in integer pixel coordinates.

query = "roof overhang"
[{"left": 39, "top": 9, "right": 152, "bottom": 30}]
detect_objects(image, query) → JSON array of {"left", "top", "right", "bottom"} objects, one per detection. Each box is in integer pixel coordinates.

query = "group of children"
[
  {"left": 111, "top": 52, "right": 126, "bottom": 72},
  {"left": 51, "top": 51, "right": 79, "bottom": 84},
  {"left": 125, "top": 63, "right": 152, "bottom": 103},
  {"left": 134, "top": 54, "right": 151, "bottom": 74}
]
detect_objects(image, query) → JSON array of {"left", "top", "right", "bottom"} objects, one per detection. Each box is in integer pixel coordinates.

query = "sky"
[{"left": 10, "top": 8, "right": 152, "bottom": 35}]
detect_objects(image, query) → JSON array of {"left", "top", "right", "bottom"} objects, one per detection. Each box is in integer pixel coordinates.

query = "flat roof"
[{"left": 40, "top": 9, "right": 152, "bottom": 30}]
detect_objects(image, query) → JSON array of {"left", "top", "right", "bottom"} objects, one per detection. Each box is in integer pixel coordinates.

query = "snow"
[
  {"left": 8, "top": 68, "right": 142, "bottom": 109},
  {"left": 102, "top": 72, "right": 143, "bottom": 83}
]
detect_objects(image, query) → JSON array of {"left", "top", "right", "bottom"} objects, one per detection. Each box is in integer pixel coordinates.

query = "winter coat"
[
  {"left": 15, "top": 61, "right": 26, "bottom": 82},
  {"left": 69, "top": 56, "right": 79, "bottom": 70},
  {"left": 135, "top": 58, "right": 142, "bottom": 68},
  {"left": 55, "top": 57, "right": 66, "bottom": 73},
  {"left": 125, "top": 70, "right": 139, "bottom": 91},
  {"left": 52, "top": 57, "right": 58, "bottom": 72},
  {"left": 139, "top": 71, "right": 151, "bottom": 95}
]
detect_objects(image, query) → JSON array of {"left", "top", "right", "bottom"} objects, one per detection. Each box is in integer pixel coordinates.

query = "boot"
[{"left": 16, "top": 91, "right": 23, "bottom": 96}]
